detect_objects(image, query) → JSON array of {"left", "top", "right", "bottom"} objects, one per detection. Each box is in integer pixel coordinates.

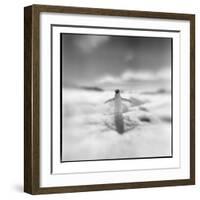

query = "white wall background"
[{"left": 0, "top": 0, "right": 199, "bottom": 199}]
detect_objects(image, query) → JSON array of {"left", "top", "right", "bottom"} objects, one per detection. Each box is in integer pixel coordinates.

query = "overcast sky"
[{"left": 61, "top": 33, "right": 172, "bottom": 87}]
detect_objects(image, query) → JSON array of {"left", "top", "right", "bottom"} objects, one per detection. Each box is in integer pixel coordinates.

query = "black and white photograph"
[
  {"left": 24, "top": 5, "right": 195, "bottom": 194},
  {"left": 61, "top": 33, "right": 172, "bottom": 162}
]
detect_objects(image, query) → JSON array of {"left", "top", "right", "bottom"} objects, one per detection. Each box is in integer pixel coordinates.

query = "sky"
[{"left": 61, "top": 33, "right": 172, "bottom": 89}]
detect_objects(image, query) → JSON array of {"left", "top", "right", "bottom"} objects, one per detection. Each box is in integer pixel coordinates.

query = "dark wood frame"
[{"left": 24, "top": 4, "right": 195, "bottom": 195}]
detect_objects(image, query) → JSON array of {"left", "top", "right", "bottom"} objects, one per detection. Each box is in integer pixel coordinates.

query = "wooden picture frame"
[{"left": 24, "top": 4, "right": 195, "bottom": 194}]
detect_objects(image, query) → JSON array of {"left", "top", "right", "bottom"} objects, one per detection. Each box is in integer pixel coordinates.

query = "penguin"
[
  {"left": 105, "top": 89, "right": 132, "bottom": 113},
  {"left": 105, "top": 89, "right": 132, "bottom": 134}
]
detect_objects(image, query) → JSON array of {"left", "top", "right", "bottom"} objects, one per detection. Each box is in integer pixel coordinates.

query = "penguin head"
[{"left": 115, "top": 89, "right": 120, "bottom": 94}]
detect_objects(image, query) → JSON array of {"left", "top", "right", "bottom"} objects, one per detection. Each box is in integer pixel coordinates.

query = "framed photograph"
[{"left": 24, "top": 4, "right": 195, "bottom": 194}]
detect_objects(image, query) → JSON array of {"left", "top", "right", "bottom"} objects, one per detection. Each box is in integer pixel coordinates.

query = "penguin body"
[
  {"left": 105, "top": 89, "right": 131, "bottom": 134},
  {"left": 114, "top": 90, "right": 123, "bottom": 114}
]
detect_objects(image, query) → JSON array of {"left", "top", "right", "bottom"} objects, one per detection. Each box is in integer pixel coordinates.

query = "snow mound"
[{"left": 62, "top": 89, "right": 172, "bottom": 161}]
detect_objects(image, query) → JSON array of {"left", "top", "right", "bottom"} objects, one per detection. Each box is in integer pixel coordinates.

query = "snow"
[{"left": 62, "top": 88, "right": 172, "bottom": 161}]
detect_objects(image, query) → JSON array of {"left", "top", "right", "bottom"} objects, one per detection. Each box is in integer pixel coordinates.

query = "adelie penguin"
[{"left": 105, "top": 89, "right": 132, "bottom": 134}]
